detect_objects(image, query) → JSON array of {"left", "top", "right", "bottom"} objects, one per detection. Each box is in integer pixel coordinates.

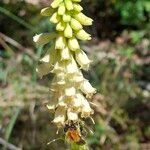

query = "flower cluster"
[{"left": 34, "top": 0, "right": 96, "bottom": 128}]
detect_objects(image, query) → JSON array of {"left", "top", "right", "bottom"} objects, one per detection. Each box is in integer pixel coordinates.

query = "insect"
[{"left": 64, "top": 120, "right": 86, "bottom": 145}]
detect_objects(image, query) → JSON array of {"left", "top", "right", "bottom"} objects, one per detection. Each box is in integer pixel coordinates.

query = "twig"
[{"left": 0, "top": 137, "right": 21, "bottom": 150}]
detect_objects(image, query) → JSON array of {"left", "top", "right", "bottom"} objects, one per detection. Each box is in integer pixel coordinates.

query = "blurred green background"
[{"left": 0, "top": 0, "right": 150, "bottom": 150}]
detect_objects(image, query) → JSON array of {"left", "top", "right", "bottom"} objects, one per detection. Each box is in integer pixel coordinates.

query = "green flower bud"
[
  {"left": 51, "top": 0, "right": 63, "bottom": 8},
  {"left": 73, "top": 3, "right": 83, "bottom": 12},
  {"left": 55, "top": 35, "right": 66, "bottom": 49},
  {"left": 64, "top": 23, "right": 73, "bottom": 38},
  {"left": 64, "top": 0, "right": 73, "bottom": 11},
  {"left": 70, "top": 18, "right": 82, "bottom": 30},
  {"left": 50, "top": 12, "right": 60, "bottom": 24},
  {"left": 56, "top": 21, "right": 66, "bottom": 31},
  {"left": 41, "top": 7, "right": 54, "bottom": 16},
  {"left": 68, "top": 37, "right": 80, "bottom": 51},
  {"left": 76, "top": 29, "right": 91, "bottom": 40},
  {"left": 58, "top": 3, "right": 66, "bottom": 15},
  {"left": 74, "top": 12, "right": 93, "bottom": 26},
  {"left": 72, "top": 0, "right": 81, "bottom": 2},
  {"left": 63, "top": 12, "right": 71, "bottom": 22}
]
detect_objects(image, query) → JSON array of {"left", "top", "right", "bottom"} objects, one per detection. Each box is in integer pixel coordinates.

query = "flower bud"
[
  {"left": 73, "top": 3, "right": 83, "bottom": 12},
  {"left": 76, "top": 29, "right": 91, "bottom": 41},
  {"left": 41, "top": 7, "right": 54, "bottom": 16},
  {"left": 75, "top": 49, "right": 92, "bottom": 70},
  {"left": 58, "top": 3, "right": 66, "bottom": 15},
  {"left": 80, "top": 80, "right": 96, "bottom": 97},
  {"left": 53, "top": 107, "right": 66, "bottom": 127},
  {"left": 50, "top": 12, "right": 60, "bottom": 24},
  {"left": 51, "top": 0, "right": 63, "bottom": 8},
  {"left": 68, "top": 37, "right": 80, "bottom": 51},
  {"left": 72, "top": 0, "right": 81, "bottom": 2},
  {"left": 64, "top": 0, "right": 73, "bottom": 11},
  {"left": 56, "top": 22, "right": 66, "bottom": 31},
  {"left": 64, "top": 23, "right": 73, "bottom": 38},
  {"left": 74, "top": 13, "right": 93, "bottom": 26},
  {"left": 63, "top": 13, "right": 71, "bottom": 22},
  {"left": 55, "top": 35, "right": 66, "bottom": 49},
  {"left": 70, "top": 18, "right": 82, "bottom": 31}
]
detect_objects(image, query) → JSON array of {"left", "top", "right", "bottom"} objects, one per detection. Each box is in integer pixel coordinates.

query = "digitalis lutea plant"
[{"left": 34, "top": 0, "right": 96, "bottom": 147}]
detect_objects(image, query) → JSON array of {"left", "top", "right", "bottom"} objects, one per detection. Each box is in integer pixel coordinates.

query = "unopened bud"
[
  {"left": 50, "top": 12, "right": 60, "bottom": 24},
  {"left": 70, "top": 18, "right": 82, "bottom": 31},
  {"left": 64, "top": 0, "right": 73, "bottom": 11},
  {"left": 51, "top": 0, "right": 63, "bottom": 8},
  {"left": 58, "top": 3, "right": 66, "bottom": 15},
  {"left": 76, "top": 29, "right": 91, "bottom": 41},
  {"left": 64, "top": 23, "right": 73, "bottom": 38},
  {"left": 68, "top": 37, "right": 80, "bottom": 51},
  {"left": 74, "top": 13, "right": 93, "bottom": 26}
]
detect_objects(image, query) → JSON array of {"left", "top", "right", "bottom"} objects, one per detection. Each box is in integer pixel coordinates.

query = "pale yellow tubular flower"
[
  {"left": 77, "top": 93, "right": 94, "bottom": 118},
  {"left": 80, "top": 79, "right": 96, "bottom": 98},
  {"left": 67, "top": 109, "right": 78, "bottom": 121},
  {"left": 58, "top": 95, "right": 67, "bottom": 107},
  {"left": 55, "top": 35, "right": 66, "bottom": 49},
  {"left": 53, "top": 106, "right": 66, "bottom": 127},
  {"left": 47, "top": 93, "right": 58, "bottom": 111},
  {"left": 65, "top": 86, "right": 76, "bottom": 97},
  {"left": 68, "top": 37, "right": 80, "bottom": 51},
  {"left": 65, "top": 55, "right": 79, "bottom": 74},
  {"left": 71, "top": 94, "right": 83, "bottom": 110},
  {"left": 51, "top": 61, "right": 64, "bottom": 74},
  {"left": 60, "top": 47, "right": 71, "bottom": 61},
  {"left": 75, "top": 49, "right": 92, "bottom": 70}
]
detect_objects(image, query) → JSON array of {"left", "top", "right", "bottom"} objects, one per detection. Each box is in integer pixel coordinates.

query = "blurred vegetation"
[{"left": 0, "top": 0, "right": 150, "bottom": 150}]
